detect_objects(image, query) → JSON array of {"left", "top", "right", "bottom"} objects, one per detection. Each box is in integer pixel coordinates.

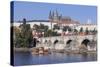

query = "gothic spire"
[
  {"left": 49, "top": 10, "right": 52, "bottom": 19},
  {"left": 56, "top": 9, "right": 59, "bottom": 18}
]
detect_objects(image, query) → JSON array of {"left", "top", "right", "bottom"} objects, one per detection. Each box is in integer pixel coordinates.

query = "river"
[{"left": 14, "top": 52, "right": 97, "bottom": 66}]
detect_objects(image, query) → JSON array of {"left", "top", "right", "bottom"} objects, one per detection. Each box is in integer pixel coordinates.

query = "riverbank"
[
  {"left": 14, "top": 47, "right": 35, "bottom": 52},
  {"left": 14, "top": 47, "right": 97, "bottom": 54},
  {"left": 51, "top": 49, "right": 97, "bottom": 54}
]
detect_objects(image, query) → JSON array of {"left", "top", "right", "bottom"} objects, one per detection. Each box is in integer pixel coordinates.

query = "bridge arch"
[
  {"left": 81, "top": 39, "right": 90, "bottom": 47},
  {"left": 53, "top": 39, "right": 59, "bottom": 44},
  {"left": 66, "top": 39, "right": 79, "bottom": 50},
  {"left": 66, "top": 40, "right": 72, "bottom": 47},
  {"left": 66, "top": 40, "right": 72, "bottom": 44}
]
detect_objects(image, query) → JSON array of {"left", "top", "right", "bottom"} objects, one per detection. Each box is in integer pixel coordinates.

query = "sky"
[{"left": 11, "top": 1, "right": 97, "bottom": 24}]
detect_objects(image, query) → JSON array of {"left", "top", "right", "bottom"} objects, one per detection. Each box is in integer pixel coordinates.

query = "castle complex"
[
  {"left": 48, "top": 10, "right": 97, "bottom": 34},
  {"left": 13, "top": 10, "right": 97, "bottom": 34}
]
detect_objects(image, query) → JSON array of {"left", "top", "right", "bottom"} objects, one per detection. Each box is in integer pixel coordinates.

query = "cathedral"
[{"left": 48, "top": 10, "right": 80, "bottom": 27}]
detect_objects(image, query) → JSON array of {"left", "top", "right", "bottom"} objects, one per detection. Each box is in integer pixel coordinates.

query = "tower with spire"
[{"left": 49, "top": 10, "right": 62, "bottom": 23}]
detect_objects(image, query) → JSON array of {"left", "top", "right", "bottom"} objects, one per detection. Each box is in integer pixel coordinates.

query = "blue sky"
[{"left": 12, "top": 1, "right": 97, "bottom": 24}]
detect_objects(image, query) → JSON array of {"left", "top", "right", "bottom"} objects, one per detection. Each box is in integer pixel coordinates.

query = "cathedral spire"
[
  {"left": 49, "top": 10, "right": 52, "bottom": 19},
  {"left": 52, "top": 11, "right": 55, "bottom": 20},
  {"left": 59, "top": 14, "right": 62, "bottom": 21},
  {"left": 56, "top": 9, "right": 59, "bottom": 18}
]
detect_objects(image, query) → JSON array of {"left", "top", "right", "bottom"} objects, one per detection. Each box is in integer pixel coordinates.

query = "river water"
[{"left": 14, "top": 52, "right": 97, "bottom": 66}]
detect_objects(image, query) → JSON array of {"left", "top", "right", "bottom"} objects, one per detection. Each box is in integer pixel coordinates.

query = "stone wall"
[{"left": 36, "top": 35, "right": 97, "bottom": 51}]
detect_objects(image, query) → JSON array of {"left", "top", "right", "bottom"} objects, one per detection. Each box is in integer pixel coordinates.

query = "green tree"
[
  {"left": 53, "top": 24, "right": 60, "bottom": 30},
  {"left": 68, "top": 27, "right": 72, "bottom": 32},
  {"left": 44, "top": 25, "right": 49, "bottom": 32},
  {"left": 63, "top": 26, "right": 67, "bottom": 32},
  {"left": 13, "top": 26, "right": 21, "bottom": 47},
  {"left": 44, "top": 29, "right": 52, "bottom": 37},
  {"left": 85, "top": 27, "right": 89, "bottom": 35},
  {"left": 74, "top": 29, "right": 78, "bottom": 34},
  {"left": 33, "top": 24, "right": 39, "bottom": 30},
  {"left": 62, "top": 26, "right": 72, "bottom": 32},
  {"left": 40, "top": 23, "right": 48, "bottom": 32},
  {"left": 92, "top": 28, "right": 97, "bottom": 35},
  {"left": 79, "top": 27, "right": 83, "bottom": 33},
  {"left": 52, "top": 31, "right": 58, "bottom": 36},
  {"left": 40, "top": 23, "right": 44, "bottom": 29},
  {"left": 15, "top": 18, "right": 33, "bottom": 48}
]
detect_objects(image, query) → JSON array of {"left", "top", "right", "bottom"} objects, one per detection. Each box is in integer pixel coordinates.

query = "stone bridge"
[{"left": 36, "top": 34, "right": 97, "bottom": 51}]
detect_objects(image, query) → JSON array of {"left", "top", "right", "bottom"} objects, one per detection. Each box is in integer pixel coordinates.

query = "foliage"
[
  {"left": 63, "top": 26, "right": 72, "bottom": 32},
  {"left": 73, "top": 29, "right": 78, "bottom": 34},
  {"left": 53, "top": 24, "right": 60, "bottom": 30},
  {"left": 33, "top": 23, "right": 49, "bottom": 32},
  {"left": 44, "top": 29, "right": 60, "bottom": 37},
  {"left": 85, "top": 27, "right": 89, "bottom": 35},
  {"left": 44, "top": 29, "right": 52, "bottom": 37},
  {"left": 79, "top": 27, "right": 83, "bottom": 33},
  {"left": 92, "top": 28, "right": 97, "bottom": 35},
  {"left": 14, "top": 18, "right": 33, "bottom": 48}
]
